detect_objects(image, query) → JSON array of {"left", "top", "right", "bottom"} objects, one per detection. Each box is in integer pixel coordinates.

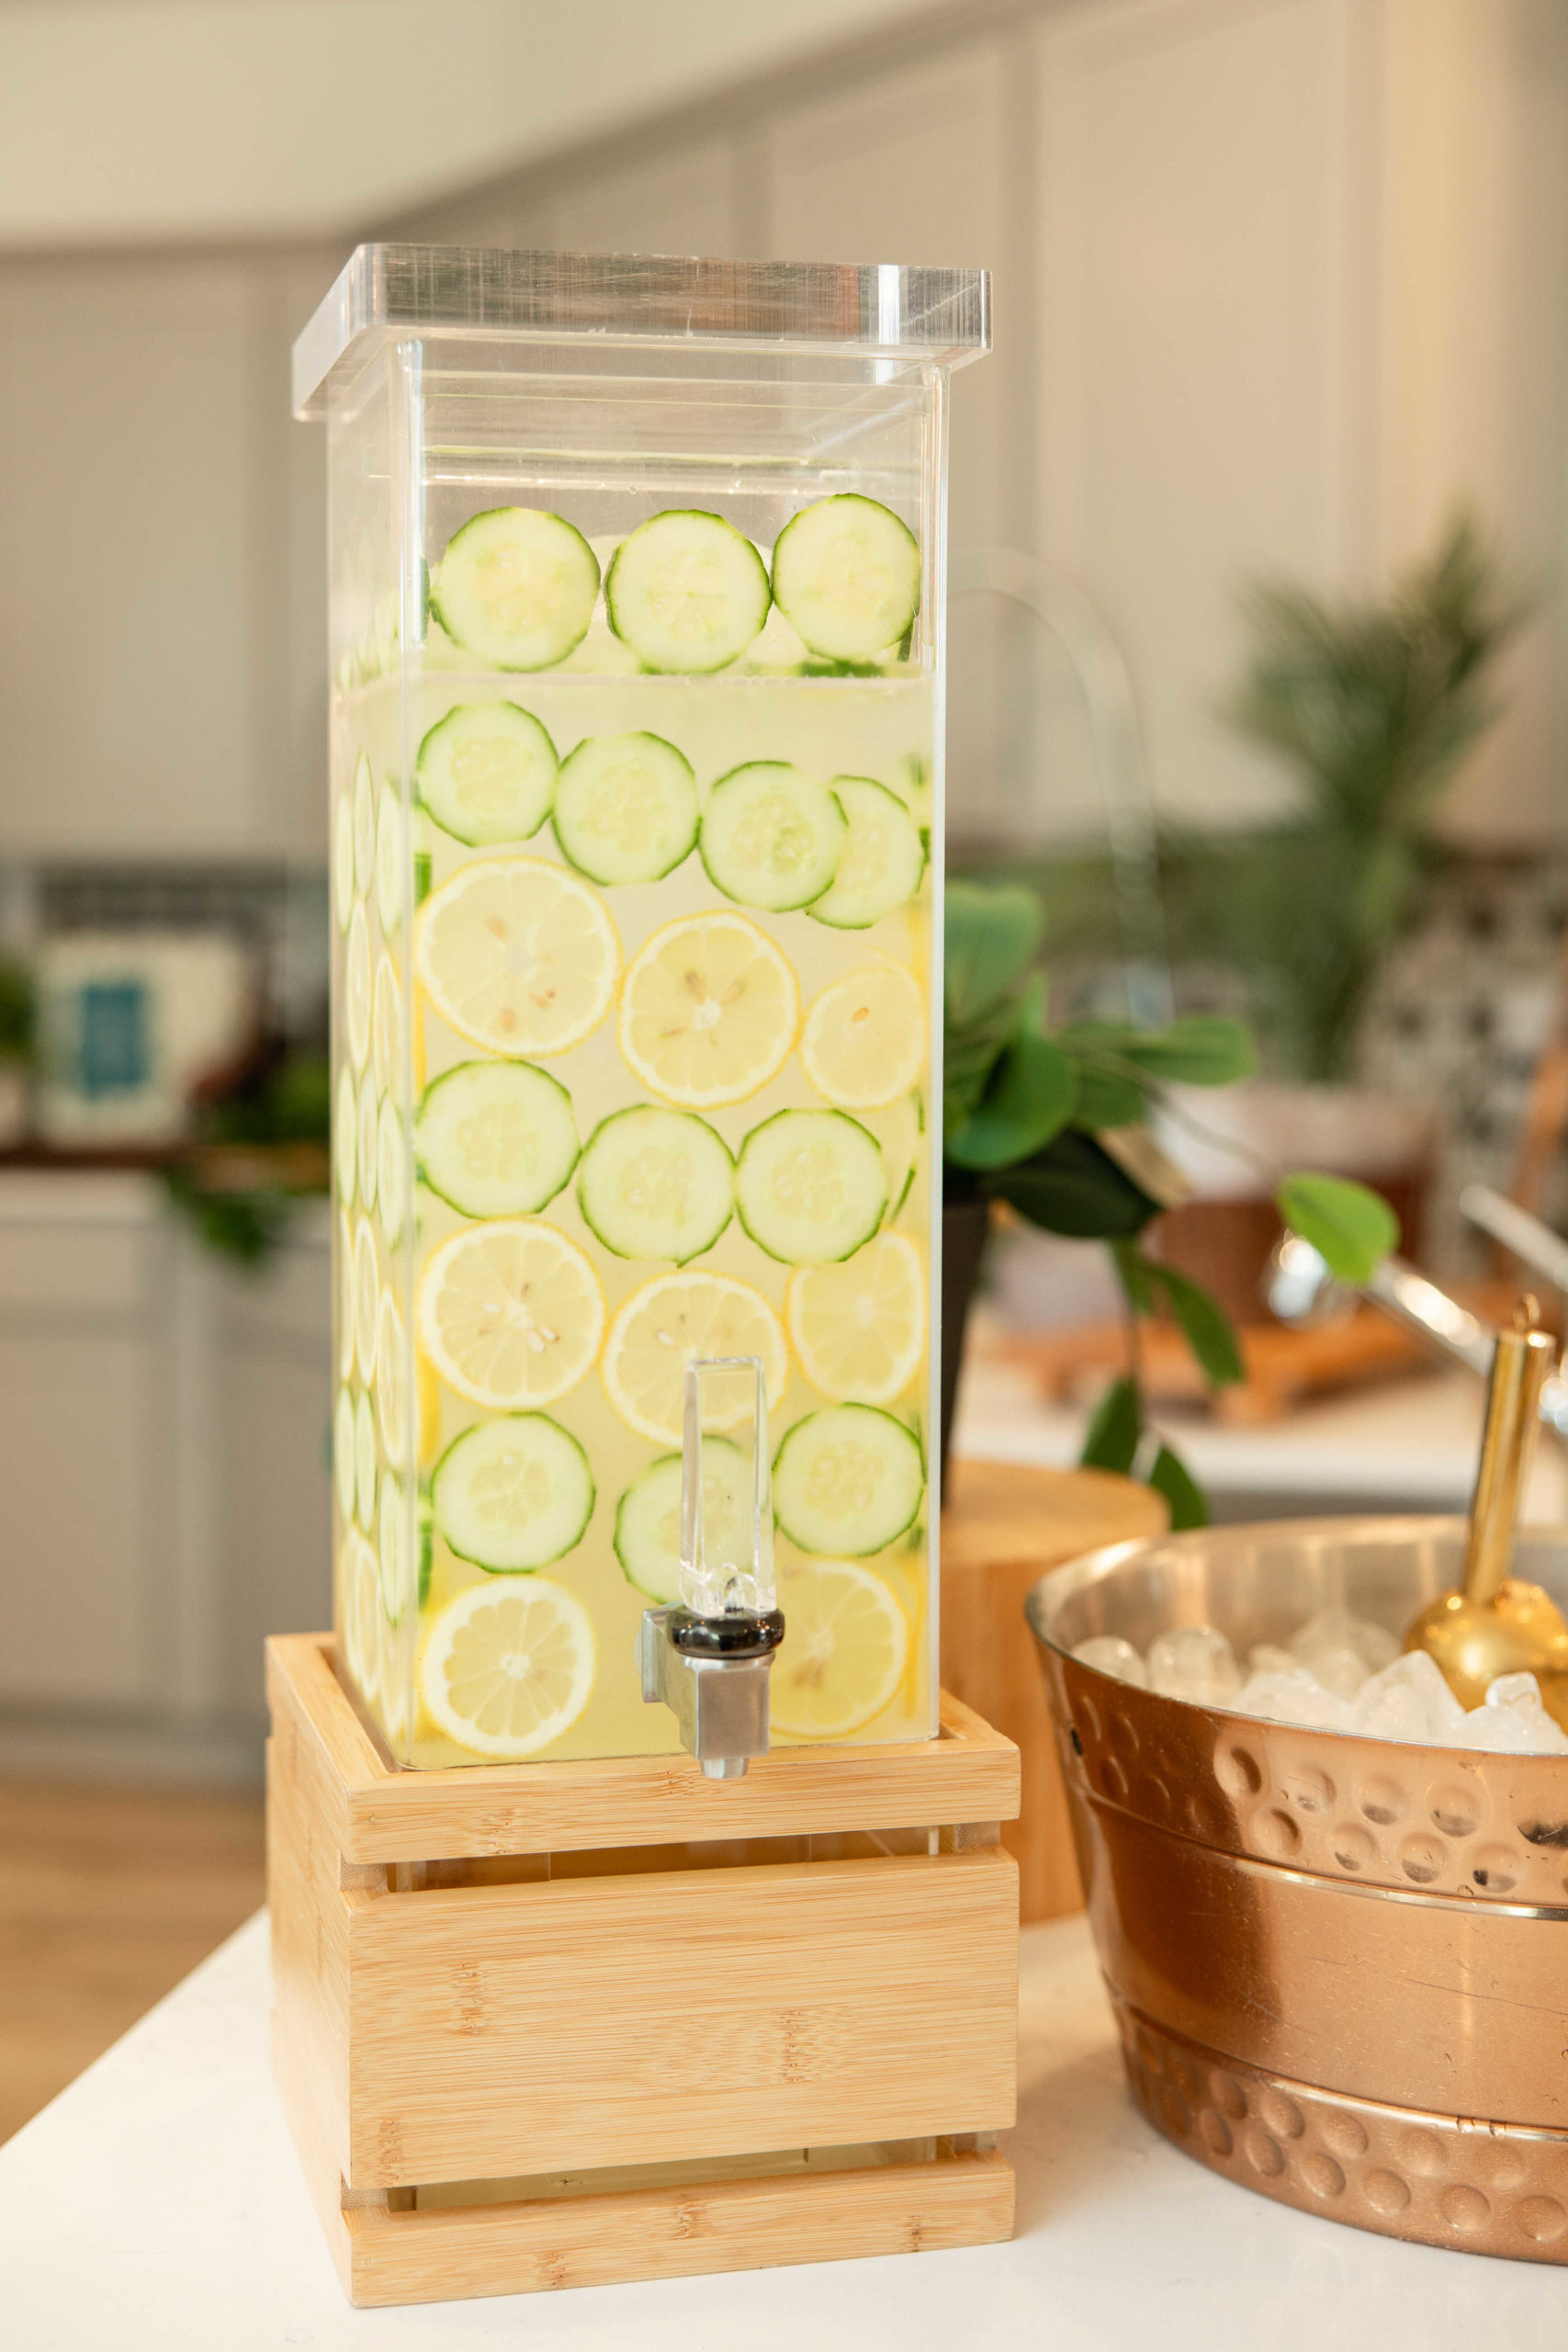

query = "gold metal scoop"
[{"left": 1404, "top": 1298, "right": 1568, "bottom": 1727}]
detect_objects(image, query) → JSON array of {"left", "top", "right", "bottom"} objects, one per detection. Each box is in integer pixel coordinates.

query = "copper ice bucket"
[{"left": 1026, "top": 1517, "right": 1568, "bottom": 2263}]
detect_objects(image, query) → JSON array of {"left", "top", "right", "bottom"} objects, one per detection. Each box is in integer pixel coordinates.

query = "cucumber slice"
[
  {"left": 773, "top": 1404, "right": 924, "bottom": 1556},
  {"left": 333, "top": 1385, "right": 356, "bottom": 1525},
  {"left": 699, "top": 763, "right": 846, "bottom": 912},
  {"left": 554, "top": 732, "right": 698, "bottom": 885},
  {"left": 333, "top": 789, "right": 356, "bottom": 932},
  {"left": 378, "top": 1469, "right": 408, "bottom": 1623},
  {"left": 356, "top": 1071, "right": 379, "bottom": 1218},
  {"left": 808, "top": 778, "right": 926, "bottom": 930},
  {"left": 432, "top": 1412, "right": 594, "bottom": 1572},
  {"left": 353, "top": 752, "right": 377, "bottom": 898},
  {"left": 415, "top": 1059, "right": 578, "bottom": 1220},
  {"left": 354, "top": 1388, "right": 378, "bottom": 1532},
  {"left": 736, "top": 1109, "right": 886, "bottom": 1264},
  {"left": 606, "top": 511, "right": 771, "bottom": 673},
  {"left": 417, "top": 1487, "right": 434, "bottom": 1611},
  {"left": 771, "top": 494, "right": 920, "bottom": 662},
  {"left": 334, "top": 1062, "right": 357, "bottom": 1205},
  {"left": 417, "top": 702, "right": 558, "bottom": 847},
  {"left": 375, "top": 785, "right": 406, "bottom": 934},
  {"left": 431, "top": 507, "right": 600, "bottom": 672},
  {"left": 377, "top": 1094, "right": 407, "bottom": 1247},
  {"left": 578, "top": 1106, "right": 733, "bottom": 1264},
  {"left": 880, "top": 1090, "right": 924, "bottom": 1218},
  {"left": 614, "top": 1435, "right": 747, "bottom": 1605}
]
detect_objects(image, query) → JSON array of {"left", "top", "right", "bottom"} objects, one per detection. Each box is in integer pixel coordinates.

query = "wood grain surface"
[
  {"left": 266, "top": 1636, "right": 1020, "bottom": 1862},
  {"left": 345, "top": 1847, "right": 1018, "bottom": 2186},
  {"left": 940, "top": 1457, "right": 1167, "bottom": 1922},
  {"left": 341, "top": 2148, "right": 1014, "bottom": 2308}
]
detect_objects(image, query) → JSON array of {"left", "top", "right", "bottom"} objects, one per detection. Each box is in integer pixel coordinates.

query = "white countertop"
[
  {"left": 3, "top": 1909, "right": 1562, "bottom": 2349},
  {"left": 954, "top": 1349, "right": 1568, "bottom": 1518}
]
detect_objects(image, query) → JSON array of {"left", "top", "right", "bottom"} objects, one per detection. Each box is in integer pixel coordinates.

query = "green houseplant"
[
  {"left": 1186, "top": 514, "right": 1519, "bottom": 1080},
  {"left": 942, "top": 880, "right": 1396, "bottom": 1522}
]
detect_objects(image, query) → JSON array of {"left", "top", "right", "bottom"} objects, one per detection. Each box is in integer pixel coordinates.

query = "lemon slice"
[
  {"left": 420, "top": 1576, "right": 596, "bottom": 1758},
  {"left": 354, "top": 1389, "right": 378, "bottom": 1532},
  {"left": 373, "top": 952, "right": 403, "bottom": 1096},
  {"left": 801, "top": 964, "right": 926, "bottom": 1110},
  {"left": 619, "top": 911, "right": 796, "bottom": 1108},
  {"left": 356, "top": 1070, "right": 379, "bottom": 1217},
  {"left": 417, "top": 1219, "right": 605, "bottom": 1409},
  {"left": 338, "top": 1531, "right": 381, "bottom": 1706},
  {"left": 333, "top": 1384, "right": 356, "bottom": 1524},
  {"left": 336, "top": 1207, "right": 356, "bottom": 1380},
  {"left": 354, "top": 1216, "right": 380, "bottom": 1385},
  {"left": 602, "top": 1270, "right": 788, "bottom": 1445},
  {"left": 377, "top": 1289, "right": 410, "bottom": 1466},
  {"left": 786, "top": 1233, "right": 926, "bottom": 1405},
  {"left": 415, "top": 855, "right": 618, "bottom": 1057},
  {"left": 345, "top": 902, "right": 373, "bottom": 1073},
  {"left": 771, "top": 1558, "right": 908, "bottom": 1738},
  {"left": 416, "top": 1350, "right": 443, "bottom": 1468}
]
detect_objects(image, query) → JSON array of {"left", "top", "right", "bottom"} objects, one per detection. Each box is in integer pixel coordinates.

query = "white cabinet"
[
  {"left": 0, "top": 1176, "right": 333, "bottom": 1765},
  {"left": 0, "top": 1178, "right": 169, "bottom": 1708}
]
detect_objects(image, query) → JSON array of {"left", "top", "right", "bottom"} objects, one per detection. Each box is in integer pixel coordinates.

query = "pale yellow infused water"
[{"left": 331, "top": 515, "right": 939, "bottom": 1768}]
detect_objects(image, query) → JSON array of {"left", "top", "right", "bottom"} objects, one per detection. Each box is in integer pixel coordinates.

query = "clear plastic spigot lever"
[{"left": 680, "top": 1357, "right": 774, "bottom": 1621}]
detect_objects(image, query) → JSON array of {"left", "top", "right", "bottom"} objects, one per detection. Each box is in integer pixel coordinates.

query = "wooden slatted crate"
[{"left": 267, "top": 1633, "right": 1020, "bottom": 2307}]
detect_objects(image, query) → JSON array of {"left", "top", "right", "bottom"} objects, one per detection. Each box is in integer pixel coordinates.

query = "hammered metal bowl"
[{"left": 1027, "top": 1516, "right": 1568, "bottom": 2263}]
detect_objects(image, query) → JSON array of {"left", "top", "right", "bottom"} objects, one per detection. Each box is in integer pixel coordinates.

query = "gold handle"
[{"left": 1462, "top": 1308, "right": 1559, "bottom": 1605}]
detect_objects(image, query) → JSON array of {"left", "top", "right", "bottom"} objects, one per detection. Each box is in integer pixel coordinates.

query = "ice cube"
[
  {"left": 1146, "top": 1624, "right": 1242, "bottom": 1705},
  {"left": 1072, "top": 1635, "right": 1148, "bottom": 1689},
  {"left": 1453, "top": 1699, "right": 1568, "bottom": 1755},
  {"left": 1248, "top": 1643, "right": 1296, "bottom": 1677},
  {"left": 1303, "top": 1645, "right": 1371, "bottom": 1703},
  {"left": 1485, "top": 1670, "right": 1545, "bottom": 1710},
  {"left": 1232, "top": 1668, "right": 1351, "bottom": 1730},
  {"left": 1349, "top": 1648, "right": 1466, "bottom": 1743},
  {"left": 1291, "top": 1607, "right": 1400, "bottom": 1678}
]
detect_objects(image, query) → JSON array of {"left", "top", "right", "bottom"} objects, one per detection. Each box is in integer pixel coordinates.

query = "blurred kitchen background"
[{"left": 4, "top": 0, "right": 1568, "bottom": 2123}]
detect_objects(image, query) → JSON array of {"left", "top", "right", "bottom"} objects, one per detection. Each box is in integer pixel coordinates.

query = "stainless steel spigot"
[{"left": 637, "top": 1356, "right": 784, "bottom": 1779}]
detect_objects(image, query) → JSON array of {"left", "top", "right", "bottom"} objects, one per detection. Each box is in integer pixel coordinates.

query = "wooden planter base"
[{"left": 266, "top": 1634, "right": 1021, "bottom": 2308}]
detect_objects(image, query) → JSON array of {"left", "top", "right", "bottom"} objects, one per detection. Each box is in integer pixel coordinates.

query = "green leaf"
[
  {"left": 1057, "top": 1014, "right": 1256, "bottom": 1087},
  {"left": 945, "top": 1024, "right": 1077, "bottom": 1171},
  {"left": 990, "top": 1129, "right": 1160, "bottom": 1241},
  {"left": 1080, "top": 1375, "right": 1141, "bottom": 1476},
  {"left": 1065, "top": 1058, "right": 1145, "bottom": 1130},
  {"left": 944, "top": 880, "right": 1043, "bottom": 1029},
  {"left": 1147, "top": 1442, "right": 1209, "bottom": 1530},
  {"left": 1276, "top": 1171, "right": 1399, "bottom": 1283},
  {"left": 1145, "top": 1261, "right": 1245, "bottom": 1386},
  {"left": 1110, "top": 1238, "right": 1155, "bottom": 1314}
]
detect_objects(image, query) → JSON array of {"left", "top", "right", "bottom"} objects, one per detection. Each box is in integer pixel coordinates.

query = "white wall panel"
[
  {"left": 552, "top": 144, "right": 737, "bottom": 260},
  {"left": 1035, "top": 0, "right": 1368, "bottom": 831}
]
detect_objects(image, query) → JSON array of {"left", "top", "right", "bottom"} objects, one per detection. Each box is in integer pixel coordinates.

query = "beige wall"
[{"left": 0, "top": 0, "right": 1562, "bottom": 861}]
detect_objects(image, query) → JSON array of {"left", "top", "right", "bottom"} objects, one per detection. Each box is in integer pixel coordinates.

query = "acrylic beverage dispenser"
[
  {"left": 270, "top": 247, "right": 1019, "bottom": 2310},
  {"left": 300, "top": 245, "right": 984, "bottom": 1772}
]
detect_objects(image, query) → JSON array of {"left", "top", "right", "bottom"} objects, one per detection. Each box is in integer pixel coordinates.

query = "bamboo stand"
[{"left": 267, "top": 1634, "right": 1020, "bottom": 2308}]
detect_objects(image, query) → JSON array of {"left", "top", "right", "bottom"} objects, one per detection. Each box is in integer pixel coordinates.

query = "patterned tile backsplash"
[{"left": 1351, "top": 852, "right": 1568, "bottom": 1274}]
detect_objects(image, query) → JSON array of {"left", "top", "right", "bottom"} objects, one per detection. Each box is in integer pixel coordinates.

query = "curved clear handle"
[{"left": 680, "top": 1356, "right": 774, "bottom": 1621}]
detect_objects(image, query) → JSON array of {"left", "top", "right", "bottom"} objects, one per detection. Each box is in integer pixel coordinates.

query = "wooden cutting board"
[{"left": 940, "top": 1456, "right": 1168, "bottom": 1922}]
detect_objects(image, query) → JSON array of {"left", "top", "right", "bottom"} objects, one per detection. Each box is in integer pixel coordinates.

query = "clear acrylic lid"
[{"left": 293, "top": 243, "right": 989, "bottom": 417}]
